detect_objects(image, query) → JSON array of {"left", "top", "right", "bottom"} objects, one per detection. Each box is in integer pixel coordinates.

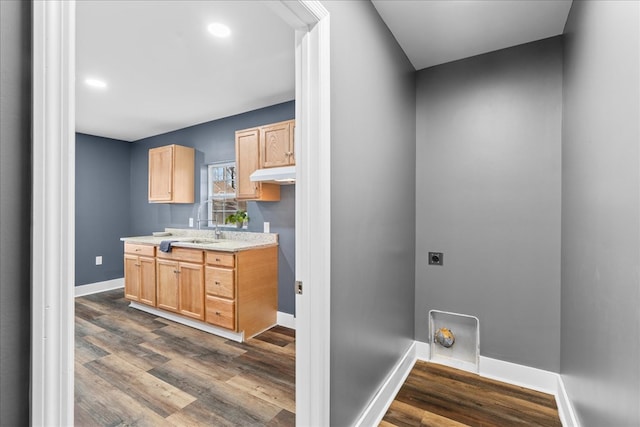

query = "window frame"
[{"left": 206, "top": 161, "right": 246, "bottom": 228}]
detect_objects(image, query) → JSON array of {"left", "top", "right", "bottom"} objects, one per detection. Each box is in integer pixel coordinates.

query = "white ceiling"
[
  {"left": 372, "top": 0, "right": 573, "bottom": 70},
  {"left": 76, "top": 0, "right": 573, "bottom": 142},
  {"left": 76, "top": 1, "right": 295, "bottom": 141}
]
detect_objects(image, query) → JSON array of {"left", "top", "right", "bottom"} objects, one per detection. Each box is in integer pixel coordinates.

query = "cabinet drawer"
[
  {"left": 206, "top": 296, "right": 235, "bottom": 330},
  {"left": 157, "top": 247, "right": 203, "bottom": 263},
  {"left": 206, "top": 251, "right": 235, "bottom": 268},
  {"left": 205, "top": 267, "right": 235, "bottom": 299},
  {"left": 124, "top": 243, "right": 155, "bottom": 257}
]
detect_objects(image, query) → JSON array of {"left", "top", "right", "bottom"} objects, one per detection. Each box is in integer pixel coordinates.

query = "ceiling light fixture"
[
  {"left": 84, "top": 78, "right": 107, "bottom": 89},
  {"left": 207, "top": 22, "right": 231, "bottom": 38}
]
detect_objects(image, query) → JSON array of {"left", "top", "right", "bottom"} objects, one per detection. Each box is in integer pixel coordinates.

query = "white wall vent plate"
[{"left": 429, "top": 310, "right": 480, "bottom": 373}]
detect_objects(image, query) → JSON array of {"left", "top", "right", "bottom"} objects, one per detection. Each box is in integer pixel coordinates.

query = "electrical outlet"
[
  {"left": 95, "top": 256, "right": 103, "bottom": 265},
  {"left": 264, "top": 222, "right": 270, "bottom": 233},
  {"left": 428, "top": 252, "right": 443, "bottom": 266},
  {"left": 189, "top": 217, "right": 194, "bottom": 227}
]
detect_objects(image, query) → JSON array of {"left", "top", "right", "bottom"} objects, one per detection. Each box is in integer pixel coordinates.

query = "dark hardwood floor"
[
  {"left": 75, "top": 289, "right": 295, "bottom": 426},
  {"left": 77, "top": 290, "right": 561, "bottom": 427},
  {"left": 381, "top": 360, "right": 562, "bottom": 427}
]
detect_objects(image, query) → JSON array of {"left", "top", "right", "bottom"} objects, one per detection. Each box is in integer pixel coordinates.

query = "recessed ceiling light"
[
  {"left": 84, "top": 78, "right": 107, "bottom": 89},
  {"left": 207, "top": 22, "right": 231, "bottom": 38}
]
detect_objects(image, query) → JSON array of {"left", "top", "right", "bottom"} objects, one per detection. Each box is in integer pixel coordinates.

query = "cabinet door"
[
  {"left": 236, "top": 129, "right": 261, "bottom": 200},
  {"left": 178, "top": 262, "right": 204, "bottom": 320},
  {"left": 156, "top": 259, "right": 179, "bottom": 312},
  {"left": 261, "top": 121, "right": 293, "bottom": 168},
  {"left": 148, "top": 145, "right": 174, "bottom": 202},
  {"left": 124, "top": 254, "right": 140, "bottom": 301},
  {"left": 138, "top": 256, "right": 156, "bottom": 306}
]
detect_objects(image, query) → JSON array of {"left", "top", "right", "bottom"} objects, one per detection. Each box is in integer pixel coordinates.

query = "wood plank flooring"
[
  {"left": 75, "top": 289, "right": 295, "bottom": 426},
  {"left": 381, "top": 360, "right": 562, "bottom": 427},
  {"left": 77, "top": 290, "right": 561, "bottom": 426}
]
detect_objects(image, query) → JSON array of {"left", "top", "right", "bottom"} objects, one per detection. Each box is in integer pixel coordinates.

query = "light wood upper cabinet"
[
  {"left": 148, "top": 144, "right": 195, "bottom": 203},
  {"left": 260, "top": 120, "right": 295, "bottom": 168},
  {"left": 235, "top": 128, "right": 280, "bottom": 201}
]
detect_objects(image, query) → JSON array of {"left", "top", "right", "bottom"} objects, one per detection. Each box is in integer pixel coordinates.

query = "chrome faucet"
[
  {"left": 195, "top": 199, "right": 210, "bottom": 230},
  {"left": 214, "top": 218, "right": 222, "bottom": 239}
]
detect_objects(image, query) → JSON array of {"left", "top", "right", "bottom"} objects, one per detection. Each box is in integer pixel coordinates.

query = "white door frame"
[{"left": 31, "top": 1, "right": 331, "bottom": 425}]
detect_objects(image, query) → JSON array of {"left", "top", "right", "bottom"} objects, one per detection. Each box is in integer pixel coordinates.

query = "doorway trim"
[{"left": 31, "top": 1, "right": 330, "bottom": 425}]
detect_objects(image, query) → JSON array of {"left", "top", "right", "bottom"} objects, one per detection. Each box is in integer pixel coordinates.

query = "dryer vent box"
[{"left": 429, "top": 310, "right": 479, "bottom": 373}]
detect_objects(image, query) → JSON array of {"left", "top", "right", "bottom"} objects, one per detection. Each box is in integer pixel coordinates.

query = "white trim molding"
[
  {"left": 354, "top": 343, "right": 417, "bottom": 427},
  {"left": 32, "top": 1, "right": 76, "bottom": 425},
  {"left": 129, "top": 302, "right": 246, "bottom": 342},
  {"left": 74, "top": 278, "right": 124, "bottom": 297},
  {"left": 277, "top": 311, "right": 296, "bottom": 329},
  {"left": 293, "top": 1, "right": 331, "bottom": 426}
]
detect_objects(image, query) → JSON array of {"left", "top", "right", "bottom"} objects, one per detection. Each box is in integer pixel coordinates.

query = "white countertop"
[{"left": 121, "top": 228, "right": 278, "bottom": 253}]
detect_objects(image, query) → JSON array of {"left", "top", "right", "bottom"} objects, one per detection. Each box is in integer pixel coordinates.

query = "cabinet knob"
[
  {"left": 215, "top": 258, "right": 221, "bottom": 262},
  {"left": 215, "top": 281, "right": 221, "bottom": 285},
  {"left": 215, "top": 311, "right": 221, "bottom": 316}
]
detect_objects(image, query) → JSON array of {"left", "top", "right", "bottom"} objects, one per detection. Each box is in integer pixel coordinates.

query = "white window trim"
[{"left": 206, "top": 161, "right": 245, "bottom": 228}]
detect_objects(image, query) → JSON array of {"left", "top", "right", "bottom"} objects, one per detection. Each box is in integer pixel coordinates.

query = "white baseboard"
[
  {"left": 277, "top": 311, "right": 296, "bottom": 329},
  {"left": 129, "top": 302, "right": 245, "bottom": 343},
  {"left": 556, "top": 374, "right": 581, "bottom": 427},
  {"left": 354, "top": 342, "right": 417, "bottom": 427},
  {"left": 74, "top": 278, "right": 124, "bottom": 297},
  {"left": 479, "top": 356, "right": 579, "bottom": 427},
  {"left": 479, "top": 355, "right": 557, "bottom": 394},
  {"left": 371, "top": 341, "right": 580, "bottom": 427}
]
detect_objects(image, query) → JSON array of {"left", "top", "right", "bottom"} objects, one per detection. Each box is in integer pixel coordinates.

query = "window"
[{"left": 207, "top": 162, "right": 246, "bottom": 227}]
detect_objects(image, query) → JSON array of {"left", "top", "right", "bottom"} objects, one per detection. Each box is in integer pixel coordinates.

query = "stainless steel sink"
[{"left": 185, "top": 238, "right": 223, "bottom": 245}]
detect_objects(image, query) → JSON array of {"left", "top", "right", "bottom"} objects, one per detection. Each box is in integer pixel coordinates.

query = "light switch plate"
[
  {"left": 264, "top": 222, "right": 270, "bottom": 233},
  {"left": 95, "top": 256, "right": 103, "bottom": 265},
  {"left": 189, "top": 217, "right": 194, "bottom": 227}
]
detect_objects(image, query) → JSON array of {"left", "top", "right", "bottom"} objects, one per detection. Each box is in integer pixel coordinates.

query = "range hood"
[{"left": 250, "top": 165, "right": 296, "bottom": 184}]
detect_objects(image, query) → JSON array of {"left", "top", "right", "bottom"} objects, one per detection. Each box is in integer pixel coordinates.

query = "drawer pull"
[
  {"left": 215, "top": 258, "right": 221, "bottom": 262},
  {"left": 135, "top": 248, "right": 141, "bottom": 252},
  {"left": 215, "top": 311, "right": 221, "bottom": 316},
  {"left": 215, "top": 281, "right": 221, "bottom": 285}
]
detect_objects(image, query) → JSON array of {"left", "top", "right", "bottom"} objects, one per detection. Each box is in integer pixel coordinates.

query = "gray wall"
[
  {"left": 323, "top": 1, "right": 417, "bottom": 425},
  {"left": 415, "top": 38, "right": 563, "bottom": 372},
  {"left": 561, "top": 1, "right": 640, "bottom": 425},
  {"left": 127, "top": 101, "right": 296, "bottom": 314},
  {"left": 0, "top": 0, "right": 31, "bottom": 424},
  {"left": 76, "top": 133, "right": 132, "bottom": 285}
]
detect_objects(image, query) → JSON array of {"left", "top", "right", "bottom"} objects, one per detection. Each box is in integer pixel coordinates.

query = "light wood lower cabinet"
[
  {"left": 156, "top": 248, "right": 204, "bottom": 321},
  {"left": 124, "top": 243, "right": 277, "bottom": 339},
  {"left": 124, "top": 243, "right": 156, "bottom": 306},
  {"left": 205, "top": 246, "right": 278, "bottom": 337}
]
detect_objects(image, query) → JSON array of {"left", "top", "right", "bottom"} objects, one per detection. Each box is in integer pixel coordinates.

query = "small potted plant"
[{"left": 225, "top": 210, "right": 249, "bottom": 228}]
